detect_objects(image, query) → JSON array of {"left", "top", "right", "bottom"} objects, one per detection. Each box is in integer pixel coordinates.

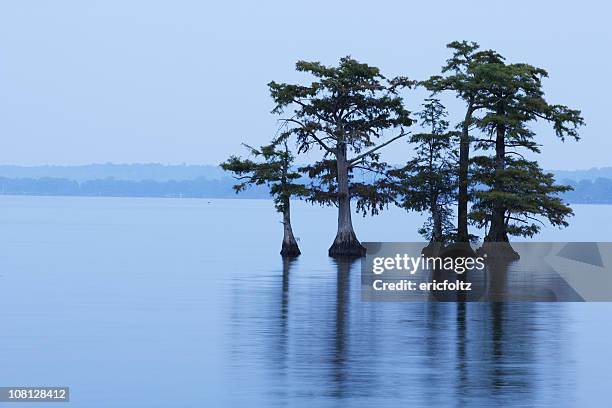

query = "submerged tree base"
[
  {"left": 421, "top": 241, "right": 445, "bottom": 257},
  {"left": 280, "top": 241, "right": 301, "bottom": 257},
  {"left": 440, "top": 241, "right": 477, "bottom": 259},
  {"left": 477, "top": 242, "right": 520, "bottom": 261},
  {"left": 328, "top": 233, "right": 366, "bottom": 257}
]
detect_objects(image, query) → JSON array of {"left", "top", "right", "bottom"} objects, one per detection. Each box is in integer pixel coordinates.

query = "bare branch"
[
  {"left": 348, "top": 131, "right": 409, "bottom": 166},
  {"left": 506, "top": 151, "right": 527, "bottom": 160},
  {"left": 507, "top": 214, "right": 546, "bottom": 226},
  {"left": 353, "top": 165, "right": 388, "bottom": 177},
  {"left": 280, "top": 118, "right": 336, "bottom": 154}
]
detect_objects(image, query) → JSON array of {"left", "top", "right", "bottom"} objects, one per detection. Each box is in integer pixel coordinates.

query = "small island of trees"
[{"left": 222, "top": 41, "right": 584, "bottom": 259}]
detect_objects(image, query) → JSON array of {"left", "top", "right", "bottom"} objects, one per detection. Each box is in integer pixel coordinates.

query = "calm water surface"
[{"left": 0, "top": 196, "right": 610, "bottom": 407}]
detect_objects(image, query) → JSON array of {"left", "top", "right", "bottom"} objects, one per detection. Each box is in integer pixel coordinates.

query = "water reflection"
[
  {"left": 428, "top": 257, "right": 582, "bottom": 302},
  {"left": 330, "top": 257, "right": 353, "bottom": 398},
  {"left": 227, "top": 257, "right": 574, "bottom": 407}
]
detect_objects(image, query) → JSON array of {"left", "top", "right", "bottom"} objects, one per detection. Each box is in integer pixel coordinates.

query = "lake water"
[{"left": 0, "top": 196, "right": 610, "bottom": 407}]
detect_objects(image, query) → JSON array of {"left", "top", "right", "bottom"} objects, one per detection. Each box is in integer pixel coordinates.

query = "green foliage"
[
  {"left": 224, "top": 45, "right": 585, "bottom": 246},
  {"left": 422, "top": 41, "right": 504, "bottom": 109},
  {"left": 421, "top": 41, "right": 508, "bottom": 243},
  {"left": 471, "top": 61, "right": 584, "bottom": 148},
  {"left": 466, "top": 54, "right": 584, "bottom": 238},
  {"left": 471, "top": 157, "right": 573, "bottom": 237},
  {"left": 422, "top": 40, "right": 584, "bottom": 241},
  {"left": 387, "top": 99, "right": 457, "bottom": 241},
  {"left": 269, "top": 56, "right": 415, "bottom": 216},
  {"left": 220, "top": 139, "right": 308, "bottom": 213},
  {"left": 298, "top": 157, "right": 396, "bottom": 216}
]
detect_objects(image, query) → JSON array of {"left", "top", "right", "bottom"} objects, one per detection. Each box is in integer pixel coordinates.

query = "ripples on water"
[
  {"left": 0, "top": 197, "right": 609, "bottom": 407},
  {"left": 227, "top": 257, "right": 574, "bottom": 407}
]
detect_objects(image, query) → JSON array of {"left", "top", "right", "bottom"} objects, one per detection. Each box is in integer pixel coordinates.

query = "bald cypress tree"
[
  {"left": 269, "top": 57, "right": 413, "bottom": 257},
  {"left": 221, "top": 140, "right": 308, "bottom": 257},
  {"left": 388, "top": 98, "right": 457, "bottom": 246},
  {"left": 470, "top": 60, "right": 584, "bottom": 259},
  {"left": 423, "top": 41, "right": 504, "bottom": 243}
]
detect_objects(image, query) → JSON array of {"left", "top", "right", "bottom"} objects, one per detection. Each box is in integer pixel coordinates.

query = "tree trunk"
[
  {"left": 422, "top": 201, "right": 444, "bottom": 257},
  {"left": 280, "top": 198, "right": 300, "bottom": 257},
  {"left": 431, "top": 199, "right": 443, "bottom": 243},
  {"left": 481, "top": 105, "right": 519, "bottom": 260},
  {"left": 485, "top": 106, "right": 508, "bottom": 243},
  {"left": 329, "top": 144, "right": 366, "bottom": 257},
  {"left": 457, "top": 103, "right": 474, "bottom": 243}
]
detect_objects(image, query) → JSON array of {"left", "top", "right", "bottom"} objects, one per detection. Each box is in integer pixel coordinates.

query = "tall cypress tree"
[
  {"left": 423, "top": 41, "right": 504, "bottom": 243},
  {"left": 269, "top": 57, "right": 413, "bottom": 257},
  {"left": 470, "top": 60, "right": 584, "bottom": 258},
  {"left": 221, "top": 139, "right": 308, "bottom": 257}
]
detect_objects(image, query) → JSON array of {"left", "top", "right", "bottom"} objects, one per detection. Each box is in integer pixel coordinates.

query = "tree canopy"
[
  {"left": 269, "top": 57, "right": 414, "bottom": 256},
  {"left": 224, "top": 43, "right": 585, "bottom": 258}
]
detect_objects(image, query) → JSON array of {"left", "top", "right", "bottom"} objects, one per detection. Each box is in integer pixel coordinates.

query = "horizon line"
[{"left": 0, "top": 162, "right": 611, "bottom": 172}]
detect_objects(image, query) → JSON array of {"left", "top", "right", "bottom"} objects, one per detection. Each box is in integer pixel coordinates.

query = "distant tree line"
[
  {"left": 562, "top": 178, "right": 612, "bottom": 204},
  {"left": 222, "top": 41, "right": 585, "bottom": 259},
  {"left": 0, "top": 176, "right": 268, "bottom": 198},
  {"left": 0, "top": 163, "right": 228, "bottom": 182},
  {"left": 1, "top": 176, "right": 609, "bottom": 204}
]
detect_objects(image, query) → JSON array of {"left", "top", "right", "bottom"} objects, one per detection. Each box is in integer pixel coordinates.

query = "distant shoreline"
[
  {"left": 0, "top": 164, "right": 611, "bottom": 204},
  {"left": 0, "top": 192, "right": 611, "bottom": 205},
  {"left": 1, "top": 163, "right": 612, "bottom": 182}
]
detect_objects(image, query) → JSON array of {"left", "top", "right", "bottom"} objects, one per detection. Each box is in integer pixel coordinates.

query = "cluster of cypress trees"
[{"left": 221, "top": 41, "right": 584, "bottom": 259}]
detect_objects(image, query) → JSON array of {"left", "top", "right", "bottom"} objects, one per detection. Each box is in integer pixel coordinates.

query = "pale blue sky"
[{"left": 0, "top": 0, "right": 609, "bottom": 169}]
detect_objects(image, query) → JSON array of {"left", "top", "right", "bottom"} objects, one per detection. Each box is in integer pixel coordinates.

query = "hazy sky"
[{"left": 0, "top": 1, "right": 610, "bottom": 169}]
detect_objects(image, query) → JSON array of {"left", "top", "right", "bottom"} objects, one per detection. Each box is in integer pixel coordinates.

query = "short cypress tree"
[
  {"left": 388, "top": 98, "right": 457, "bottom": 245},
  {"left": 221, "top": 139, "right": 308, "bottom": 257}
]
